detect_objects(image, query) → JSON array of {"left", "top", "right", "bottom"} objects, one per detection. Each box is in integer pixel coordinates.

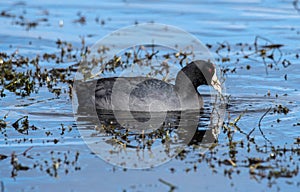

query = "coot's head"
[{"left": 175, "top": 60, "right": 222, "bottom": 93}]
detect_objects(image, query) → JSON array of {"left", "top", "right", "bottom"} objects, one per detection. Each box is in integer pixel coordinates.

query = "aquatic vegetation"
[
  {"left": 0, "top": 39, "right": 81, "bottom": 98},
  {"left": 171, "top": 109, "right": 300, "bottom": 186},
  {"left": 4, "top": 148, "right": 81, "bottom": 178},
  {"left": 73, "top": 12, "right": 86, "bottom": 25},
  {"left": 0, "top": 36, "right": 299, "bottom": 182},
  {"left": 208, "top": 36, "right": 294, "bottom": 75},
  {"left": 0, "top": 114, "right": 8, "bottom": 129}
]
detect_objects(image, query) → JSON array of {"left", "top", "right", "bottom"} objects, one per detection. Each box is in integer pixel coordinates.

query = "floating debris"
[
  {"left": 11, "top": 116, "right": 39, "bottom": 135},
  {"left": 59, "top": 20, "right": 64, "bottom": 27},
  {"left": 158, "top": 178, "right": 177, "bottom": 192},
  {"left": 73, "top": 16, "right": 86, "bottom": 24}
]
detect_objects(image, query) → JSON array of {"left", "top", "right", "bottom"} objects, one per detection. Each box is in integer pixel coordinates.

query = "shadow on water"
[{"left": 78, "top": 107, "right": 218, "bottom": 147}]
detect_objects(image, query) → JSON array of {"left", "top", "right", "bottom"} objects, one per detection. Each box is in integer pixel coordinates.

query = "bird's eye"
[{"left": 208, "top": 64, "right": 216, "bottom": 74}]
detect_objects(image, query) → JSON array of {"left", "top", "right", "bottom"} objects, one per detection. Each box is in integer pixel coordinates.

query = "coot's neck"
[
  {"left": 174, "top": 62, "right": 207, "bottom": 95},
  {"left": 174, "top": 71, "right": 196, "bottom": 96},
  {"left": 174, "top": 63, "right": 206, "bottom": 110}
]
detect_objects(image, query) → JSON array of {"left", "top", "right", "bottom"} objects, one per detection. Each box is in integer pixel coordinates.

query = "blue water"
[{"left": 1, "top": 0, "right": 300, "bottom": 191}]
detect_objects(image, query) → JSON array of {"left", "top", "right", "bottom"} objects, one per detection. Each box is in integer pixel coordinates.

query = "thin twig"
[
  {"left": 258, "top": 107, "right": 273, "bottom": 144},
  {"left": 159, "top": 178, "right": 177, "bottom": 192},
  {"left": 22, "top": 146, "right": 34, "bottom": 156},
  {"left": 247, "top": 127, "right": 255, "bottom": 139},
  {"left": 247, "top": 107, "right": 272, "bottom": 140},
  {"left": 258, "top": 107, "right": 272, "bottom": 127}
]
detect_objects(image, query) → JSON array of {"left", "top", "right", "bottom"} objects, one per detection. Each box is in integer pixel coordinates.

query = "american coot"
[
  {"left": 73, "top": 60, "right": 221, "bottom": 170},
  {"left": 94, "top": 60, "right": 221, "bottom": 112}
]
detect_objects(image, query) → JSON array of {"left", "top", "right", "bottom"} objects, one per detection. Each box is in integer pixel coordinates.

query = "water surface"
[{"left": 1, "top": 0, "right": 300, "bottom": 191}]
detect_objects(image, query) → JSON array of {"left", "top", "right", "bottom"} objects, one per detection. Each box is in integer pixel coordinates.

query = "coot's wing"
[{"left": 95, "top": 77, "right": 179, "bottom": 112}]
